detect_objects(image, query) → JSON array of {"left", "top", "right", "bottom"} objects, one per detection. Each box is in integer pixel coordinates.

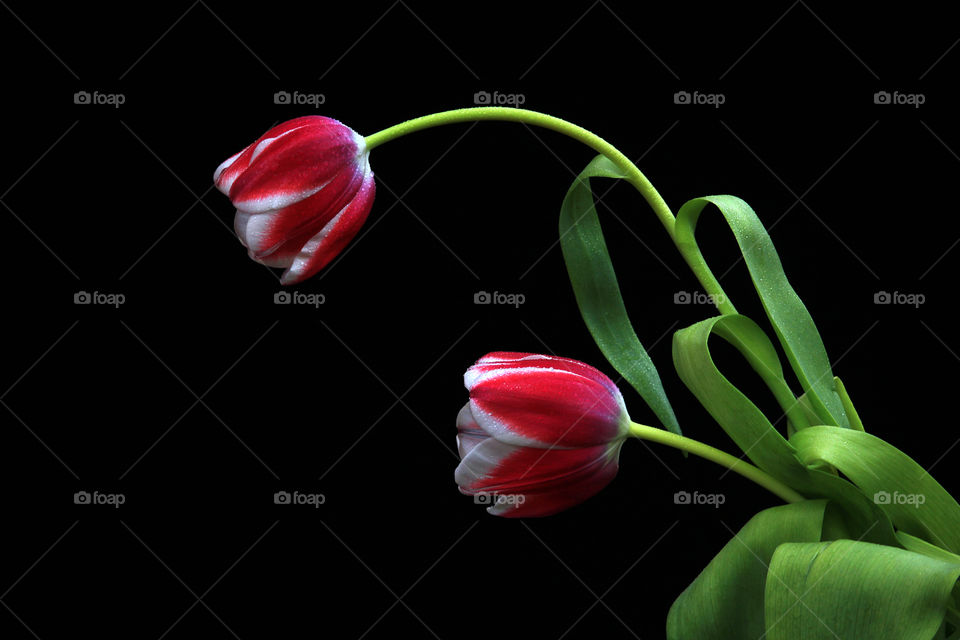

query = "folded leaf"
[
  {"left": 667, "top": 500, "right": 829, "bottom": 640},
  {"left": 674, "top": 196, "right": 849, "bottom": 428},
  {"left": 672, "top": 314, "right": 897, "bottom": 544},
  {"left": 559, "top": 155, "right": 680, "bottom": 435},
  {"left": 672, "top": 314, "right": 821, "bottom": 481},
  {"left": 834, "top": 376, "right": 865, "bottom": 431},
  {"left": 765, "top": 540, "right": 960, "bottom": 640},
  {"left": 791, "top": 426, "right": 960, "bottom": 554}
]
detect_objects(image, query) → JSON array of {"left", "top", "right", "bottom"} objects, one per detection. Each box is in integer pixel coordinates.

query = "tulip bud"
[
  {"left": 456, "top": 352, "right": 630, "bottom": 517},
  {"left": 214, "top": 116, "right": 375, "bottom": 285}
]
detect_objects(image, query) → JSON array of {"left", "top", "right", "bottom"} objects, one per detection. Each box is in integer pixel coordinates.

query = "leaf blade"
[
  {"left": 667, "top": 500, "right": 829, "bottom": 640},
  {"left": 671, "top": 313, "right": 897, "bottom": 544},
  {"left": 559, "top": 155, "right": 680, "bottom": 434},
  {"left": 791, "top": 426, "right": 960, "bottom": 554},
  {"left": 674, "top": 195, "right": 849, "bottom": 428},
  {"left": 766, "top": 540, "right": 960, "bottom": 640}
]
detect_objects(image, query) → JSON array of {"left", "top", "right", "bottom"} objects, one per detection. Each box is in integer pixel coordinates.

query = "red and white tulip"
[
  {"left": 456, "top": 352, "right": 630, "bottom": 517},
  {"left": 214, "top": 116, "right": 375, "bottom": 285}
]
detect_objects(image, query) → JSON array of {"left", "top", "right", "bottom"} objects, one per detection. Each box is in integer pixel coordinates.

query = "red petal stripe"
[
  {"left": 473, "top": 352, "right": 622, "bottom": 397},
  {"left": 278, "top": 169, "right": 376, "bottom": 285},
  {"left": 228, "top": 127, "right": 361, "bottom": 213},
  {"left": 467, "top": 366, "right": 626, "bottom": 447},
  {"left": 456, "top": 441, "right": 622, "bottom": 518},
  {"left": 242, "top": 158, "right": 366, "bottom": 259}
]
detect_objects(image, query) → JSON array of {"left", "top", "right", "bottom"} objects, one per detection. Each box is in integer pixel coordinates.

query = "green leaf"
[
  {"left": 559, "top": 155, "right": 680, "bottom": 435},
  {"left": 765, "top": 540, "right": 960, "bottom": 640},
  {"left": 672, "top": 314, "right": 897, "bottom": 545},
  {"left": 791, "top": 426, "right": 960, "bottom": 554},
  {"left": 794, "top": 376, "right": 858, "bottom": 436},
  {"left": 898, "top": 531, "right": 960, "bottom": 565},
  {"left": 834, "top": 376, "right": 865, "bottom": 431},
  {"left": 667, "top": 500, "right": 829, "bottom": 640},
  {"left": 789, "top": 391, "right": 823, "bottom": 439},
  {"left": 674, "top": 195, "right": 849, "bottom": 428},
  {"left": 672, "top": 314, "right": 819, "bottom": 481}
]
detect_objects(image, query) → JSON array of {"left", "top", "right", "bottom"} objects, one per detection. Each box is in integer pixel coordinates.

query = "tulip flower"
[
  {"left": 455, "top": 352, "right": 630, "bottom": 517},
  {"left": 214, "top": 116, "right": 375, "bottom": 285}
]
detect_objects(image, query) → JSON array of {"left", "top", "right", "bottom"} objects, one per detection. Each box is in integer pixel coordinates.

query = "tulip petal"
[
  {"left": 249, "top": 126, "right": 303, "bottom": 164},
  {"left": 278, "top": 166, "right": 376, "bottom": 285},
  {"left": 216, "top": 124, "right": 312, "bottom": 194},
  {"left": 456, "top": 402, "right": 487, "bottom": 459},
  {"left": 240, "top": 157, "right": 367, "bottom": 259},
  {"left": 229, "top": 128, "right": 364, "bottom": 214},
  {"left": 213, "top": 147, "right": 249, "bottom": 193},
  {"left": 465, "top": 364, "right": 627, "bottom": 448},
  {"left": 213, "top": 116, "right": 345, "bottom": 195},
  {"left": 456, "top": 438, "right": 614, "bottom": 492},
  {"left": 233, "top": 209, "right": 274, "bottom": 254},
  {"left": 474, "top": 352, "right": 623, "bottom": 397},
  {"left": 215, "top": 116, "right": 376, "bottom": 284},
  {"left": 488, "top": 455, "right": 620, "bottom": 518},
  {"left": 258, "top": 116, "right": 341, "bottom": 136},
  {"left": 214, "top": 117, "right": 338, "bottom": 194},
  {"left": 456, "top": 439, "right": 622, "bottom": 517},
  {"left": 455, "top": 437, "right": 521, "bottom": 492}
]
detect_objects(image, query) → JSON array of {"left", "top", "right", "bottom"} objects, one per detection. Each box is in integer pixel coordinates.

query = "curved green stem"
[
  {"left": 367, "top": 106, "right": 677, "bottom": 235},
  {"left": 367, "top": 107, "right": 733, "bottom": 316},
  {"left": 629, "top": 421, "right": 805, "bottom": 504}
]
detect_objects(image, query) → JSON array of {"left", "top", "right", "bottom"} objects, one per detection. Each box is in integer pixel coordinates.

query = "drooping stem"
[
  {"left": 629, "top": 421, "right": 805, "bottom": 504},
  {"left": 365, "top": 107, "right": 677, "bottom": 236},
  {"left": 367, "top": 107, "right": 738, "bottom": 315},
  {"left": 366, "top": 107, "right": 735, "bottom": 314}
]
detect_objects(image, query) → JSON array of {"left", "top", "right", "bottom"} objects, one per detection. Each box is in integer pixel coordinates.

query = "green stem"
[
  {"left": 366, "top": 107, "right": 733, "bottom": 317},
  {"left": 629, "top": 421, "right": 805, "bottom": 504},
  {"left": 366, "top": 107, "right": 677, "bottom": 235}
]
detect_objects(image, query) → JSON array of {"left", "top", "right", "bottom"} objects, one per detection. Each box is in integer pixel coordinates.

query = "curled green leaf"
[
  {"left": 766, "top": 540, "right": 960, "bottom": 640},
  {"left": 791, "top": 426, "right": 960, "bottom": 554},
  {"left": 667, "top": 500, "right": 829, "bottom": 640},
  {"left": 559, "top": 155, "right": 680, "bottom": 435},
  {"left": 674, "top": 195, "right": 849, "bottom": 429},
  {"left": 672, "top": 314, "right": 896, "bottom": 544}
]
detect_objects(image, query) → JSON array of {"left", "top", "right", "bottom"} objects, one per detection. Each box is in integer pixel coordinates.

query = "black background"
[{"left": 2, "top": 1, "right": 959, "bottom": 638}]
